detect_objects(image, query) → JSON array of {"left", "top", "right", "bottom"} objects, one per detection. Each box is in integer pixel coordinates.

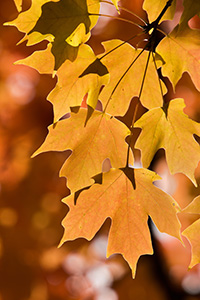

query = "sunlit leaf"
[
  {"left": 66, "top": 23, "right": 90, "bottom": 47},
  {"left": 49, "top": 46, "right": 109, "bottom": 123},
  {"left": 157, "top": 26, "right": 200, "bottom": 91},
  {"left": 143, "top": 0, "right": 176, "bottom": 23},
  {"left": 15, "top": 43, "right": 55, "bottom": 74},
  {"left": 134, "top": 99, "right": 200, "bottom": 186},
  {"left": 99, "top": 40, "right": 166, "bottom": 115},
  {"left": 16, "top": 43, "right": 109, "bottom": 122},
  {"left": 5, "top": 0, "right": 59, "bottom": 35},
  {"left": 33, "top": 109, "right": 130, "bottom": 192},
  {"left": 5, "top": 0, "right": 100, "bottom": 69},
  {"left": 6, "top": 0, "right": 200, "bottom": 275},
  {"left": 60, "top": 167, "right": 181, "bottom": 277}
]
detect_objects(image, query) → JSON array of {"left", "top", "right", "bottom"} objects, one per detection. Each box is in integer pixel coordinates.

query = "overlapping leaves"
[
  {"left": 6, "top": 0, "right": 100, "bottom": 69},
  {"left": 99, "top": 40, "right": 166, "bottom": 115},
  {"left": 143, "top": 0, "right": 176, "bottom": 23},
  {"left": 16, "top": 43, "right": 109, "bottom": 122},
  {"left": 143, "top": 0, "right": 200, "bottom": 29},
  {"left": 6, "top": 0, "right": 200, "bottom": 275},
  {"left": 33, "top": 109, "right": 130, "bottom": 192}
]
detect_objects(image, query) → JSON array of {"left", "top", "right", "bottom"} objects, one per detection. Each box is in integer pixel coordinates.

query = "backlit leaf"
[
  {"left": 99, "top": 40, "right": 166, "bottom": 115},
  {"left": 5, "top": 0, "right": 59, "bottom": 36},
  {"left": 66, "top": 23, "right": 90, "bottom": 47},
  {"left": 49, "top": 46, "right": 109, "bottom": 123},
  {"left": 157, "top": 26, "right": 200, "bottom": 91},
  {"left": 182, "top": 196, "right": 200, "bottom": 268},
  {"left": 17, "top": 43, "right": 109, "bottom": 122},
  {"left": 15, "top": 43, "right": 55, "bottom": 74},
  {"left": 5, "top": 0, "right": 100, "bottom": 69},
  {"left": 134, "top": 99, "right": 200, "bottom": 186},
  {"left": 33, "top": 109, "right": 130, "bottom": 192},
  {"left": 60, "top": 167, "right": 181, "bottom": 277},
  {"left": 143, "top": 0, "right": 176, "bottom": 23}
]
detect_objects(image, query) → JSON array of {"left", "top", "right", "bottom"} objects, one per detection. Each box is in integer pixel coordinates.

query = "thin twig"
[
  {"left": 99, "top": 30, "right": 146, "bottom": 61},
  {"left": 126, "top": 50, "right": 152, "bottom": 166},
  {"left": 89, "top": 13, "right": 144, "bottom": 29},
  {"left": 103, "top": 46, "right": 148, "bottom": 113},
  {"left": 100, "top": 0, "right": 147, "bottom": 25}
]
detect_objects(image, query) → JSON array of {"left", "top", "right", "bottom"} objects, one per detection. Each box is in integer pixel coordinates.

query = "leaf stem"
[
  {"left": 143, "top": 0, "right": 174, "bottom": 33},
  {"left": 103, "top": 46, "right": 147, "bottom": 113},
  {"left": 151, "top": 52, "right": 165, "bottom": 106},
  {"left": 126, "top": 50, "right": 151, "bottom": 167},
  {"left": 138, "top": 50, "right": 151, "bottom": 101},
  {"left": 100, "top": 0, "right": 148, "bottom": 25},
  {"left": 99, "top": 31, "right": 146, "bottom": 61},
  {"left": 89, "top": 13, "right": 144, "bottom": 29},
  {"left": 154, "top": 0, "right": 174, "bottom": 26}
]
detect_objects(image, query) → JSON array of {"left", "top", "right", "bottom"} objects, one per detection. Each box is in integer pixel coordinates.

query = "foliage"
[{"left": 5, "top": 0, "right": 200, "bottom": 277}]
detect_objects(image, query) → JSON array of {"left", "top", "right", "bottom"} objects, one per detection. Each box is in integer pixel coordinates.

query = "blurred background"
[{"left": 0, "top": 0, "right": 200, "bottom": 299}]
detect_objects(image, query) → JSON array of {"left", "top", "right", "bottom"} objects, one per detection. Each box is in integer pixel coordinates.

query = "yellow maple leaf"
[
  {"left": 33, "top": 109, "right": 130, "bottom": 192},
  {"left": 5, "top": 0, "right": 100, "bottom": 69},
  {"left": 99, "top": 40, "right": 166, "bottom": 115},
  {"left": 135, "top": 98, "right": 200, "bottom": 186},
  {"left": 60, "top": 167, "right": 181, "bottom": 277},
  {"left": 157, "top": 26, "right": 200, "bottom": 91}
]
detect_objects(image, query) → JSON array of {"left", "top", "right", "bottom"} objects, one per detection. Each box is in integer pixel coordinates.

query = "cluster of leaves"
[{"left": 6, "top": 0, "right": 200, "bottom": 277}]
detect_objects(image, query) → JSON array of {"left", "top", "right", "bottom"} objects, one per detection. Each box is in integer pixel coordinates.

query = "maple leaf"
[
  {"left": 98, "top": 40, "right": 166, "bottom": 115},
  {"left": 182, "top": 196, "right": 200, "bottom": 268},
  {"left": 50, "top": 54, "right": 109, "bottom": 123},
  {"left": 60, "top": 167, "right": 181, "bottom": 277},
  {"left": 157, "top": 25, "right": 200, "bottom": 91},
  {"left": 143, "top": 0, "right": 176, "bottom": 23},
  {"left": 33, "top": 109, "right": 130, "bottom": 192},
  {"left": 5, "top": 0, "right": 100, "bottom": 69},
  {"left": 178, "top": 0, "right": 200, "bottom": 32},
  {"left": 134, "top": 98, "right": 200, "bottom": 186},
  {"left": 16, "top": 43, "right": 109, "bottom": 122}
]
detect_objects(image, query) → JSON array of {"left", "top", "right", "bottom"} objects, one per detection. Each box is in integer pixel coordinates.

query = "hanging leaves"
[
  {"left": 6, "top": 0, "right": 100, "bottom": 69},
  {"left": 16, "top": 43, "right": 109, "bottom": 122},
  {"left": 60, "top": 167, "right": 181, "bottom": 277},
  {"left": 5, "top": 0, "right": 200, "bottom": 276}
]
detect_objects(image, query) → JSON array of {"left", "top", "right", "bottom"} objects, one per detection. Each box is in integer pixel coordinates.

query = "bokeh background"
[{"left": 0, "top": 0, "right": 200, "bottom": 299}]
